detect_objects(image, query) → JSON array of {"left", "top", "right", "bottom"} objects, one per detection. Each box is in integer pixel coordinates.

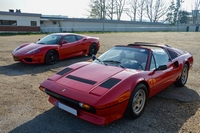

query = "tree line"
[{"left": 87, "top": 0, "right": 200, "bottom": 25}]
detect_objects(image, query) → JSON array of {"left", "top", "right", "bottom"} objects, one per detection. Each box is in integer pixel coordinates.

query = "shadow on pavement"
[{"left": 9, "top": 85, "right": 200, "bottom": 133}]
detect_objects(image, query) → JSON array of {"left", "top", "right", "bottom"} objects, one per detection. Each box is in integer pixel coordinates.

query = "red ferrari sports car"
[
  {"left": 12, "top": 33, "right": 100, "bottom": 65},
  {"left": 39, "top": 42, "right": 193, "bottom": 125}
]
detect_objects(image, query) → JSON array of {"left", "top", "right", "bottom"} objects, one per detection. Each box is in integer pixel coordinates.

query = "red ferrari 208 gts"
[
  {"left": 12, "top": 33, "right": 100, "bottom": 65},
  {"left": 39, "top": 42, "right": 193, "bottom": 125}
]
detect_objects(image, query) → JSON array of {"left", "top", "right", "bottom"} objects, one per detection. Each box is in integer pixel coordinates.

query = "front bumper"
[
  {"left": 12, "top": 53, "right": 45, "bottom": 64},
  {"left": 48, "top": 95, "right": 128, "bottom": 125}
]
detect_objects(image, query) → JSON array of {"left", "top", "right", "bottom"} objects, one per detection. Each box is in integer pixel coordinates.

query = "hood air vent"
[
  {"left": 100, "top": 78, "right": 121, "bottom": 89},
  {"left": 57, "top": 68, "right": 73, "bottom": 75},
  {"left": 66, "top": 75, "right": 96, "bottom": 85}
]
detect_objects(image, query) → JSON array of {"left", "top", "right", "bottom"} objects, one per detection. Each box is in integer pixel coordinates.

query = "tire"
[
  {"left": 45, "top": 50, "right": 58, "bottom": 65},
  {"left": 88, "top": 43, "right": 98, "bottom": 56},
  {"left": 174, "top": 63, "right": 188, "bottom": 87},
  {"left": 125, "top": 84, "right": 148, "bottom": 119}
]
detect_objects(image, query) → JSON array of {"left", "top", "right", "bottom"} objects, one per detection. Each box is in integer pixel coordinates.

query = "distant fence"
[{"left": 40, "top": 26, "right": 200, "bottom": 33}]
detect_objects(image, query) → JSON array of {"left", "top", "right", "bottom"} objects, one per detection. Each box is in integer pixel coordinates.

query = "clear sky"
[
  {"left": 0, "top": 0, "right": 193, "bottom": 20},
  {"left": 0, "top": 0, "right": 90, "bottom": 18}
]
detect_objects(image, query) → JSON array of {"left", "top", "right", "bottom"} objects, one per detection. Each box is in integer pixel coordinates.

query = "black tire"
[
  {"left": 45, "top": 50, "right": 58, "bottom": 65},
  {"left": 174, "top": 63, "right": 189, "bottom": 87},
  {"left": 125, "top": 84, "right": 147, "bottom": 119},
  {"left": 88, "top": 43, "right": 98, "bottom": 56}
]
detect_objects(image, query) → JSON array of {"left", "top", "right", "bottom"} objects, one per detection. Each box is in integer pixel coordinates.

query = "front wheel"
[
  {"left": 45, "top": 50, "right": 58, "bottom": 65},
  {"left": 174, "top": 63, "right": 188, "bottom": 87},
  {"left": 125, "top": 84, "right": 147, "bottom": 119},
  {"left": 88, "top": 43, "right": 98, "bottom": 56}
]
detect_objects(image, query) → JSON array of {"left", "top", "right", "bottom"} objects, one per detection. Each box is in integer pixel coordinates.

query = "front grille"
[{"left": 45, "top": 89, "right": 96, "bottom": 113}]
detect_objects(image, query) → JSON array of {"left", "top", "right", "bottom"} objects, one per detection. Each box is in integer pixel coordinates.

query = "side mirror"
[
  {"left": 38, "top": 39, "right": 40, "bottom": 41},
  {"left": 92, "top": 54, "right": 96, "bottom": 61},
  {"left": 154, "top": 65, "right": 167, "bottom": 71}
]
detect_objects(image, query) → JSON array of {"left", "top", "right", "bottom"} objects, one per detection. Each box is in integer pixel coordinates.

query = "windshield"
[
  {"left": 94, "top": 46, "right": 149, "bottom": 70},
  {"left": 37, "top": 34, "right": 62, "bottom": 44}
]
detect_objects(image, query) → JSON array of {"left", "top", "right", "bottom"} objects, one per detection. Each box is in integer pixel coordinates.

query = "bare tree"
[
  {"left": 115, "top": 0, "right": 126, "bottom": 20},
  {"left": 192, "top": 0, "right": 200, "bottom": 10},
  {"left": 105, "top": 0, "right": 116, "bottom": 20},
  {"left": 137, "top": 0, "right": 146, "bottom": 21},
  {"left": 146, "top": 0, "right": 169, "bottom": 22},
  {"left": 126, "top": 0, "right": 138, "bottom": 21}
]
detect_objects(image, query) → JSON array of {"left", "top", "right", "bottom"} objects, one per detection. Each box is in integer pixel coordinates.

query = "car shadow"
[
  {"left": 9, "top": 86, "right": 200, "bottom": 133},
  {"left": 0, "top": 55, "right": 92, "bottom": 76}
]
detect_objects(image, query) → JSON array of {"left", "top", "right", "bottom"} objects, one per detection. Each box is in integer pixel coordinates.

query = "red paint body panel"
[
  {"left": 39, "top": 43, "right": 193, "bottom": 125},
  {"left": 12, "top": 33, "right": 100, "bottom": 64}
]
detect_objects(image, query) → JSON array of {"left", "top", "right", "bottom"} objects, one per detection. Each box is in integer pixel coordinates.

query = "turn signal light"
[
  {"left": 79, "top": 103, "right": 91, "bottom": 110},
  {"left": 39, "top": 86, "right": 45, "bottom": 92}
]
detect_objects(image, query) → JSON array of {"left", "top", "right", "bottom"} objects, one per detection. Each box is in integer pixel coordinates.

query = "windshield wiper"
[
  {"left": 102, "top": 60, "right": 121, "bottom": 64},
  {"left": 95, "top": 58, "right": 106, "bottom": 65}
]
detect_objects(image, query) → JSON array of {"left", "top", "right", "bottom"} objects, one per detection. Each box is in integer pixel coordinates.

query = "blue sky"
[{"left": 0, "top": 0, "right": 193, "bottom": 20}]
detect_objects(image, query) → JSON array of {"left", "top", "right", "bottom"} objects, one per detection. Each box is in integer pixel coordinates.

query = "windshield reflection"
[{"left": 94, "top": 46, "right": 149, "bottom": 70}]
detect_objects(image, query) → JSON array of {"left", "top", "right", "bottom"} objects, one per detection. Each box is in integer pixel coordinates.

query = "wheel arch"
[
  {"left": 88, "top": 42, "right": 98, "bottom": 56},
  {"left": 135, "top": 80, "right": 150, "bottom": 98},
  {"left": 45, "top": 49, "right": 60, "bottom": 59}
]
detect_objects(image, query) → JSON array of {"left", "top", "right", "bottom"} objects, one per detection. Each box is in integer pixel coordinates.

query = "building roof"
[{"left": 0, "top": 11, "right": 41, "bottom": 17}]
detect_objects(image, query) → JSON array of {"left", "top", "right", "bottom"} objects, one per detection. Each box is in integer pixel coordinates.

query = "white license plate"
[{"left": 56, "top": 102, "right": 77, "bottom": 116}]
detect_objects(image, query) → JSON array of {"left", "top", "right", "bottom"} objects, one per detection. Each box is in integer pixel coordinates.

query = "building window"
[
  {"left": 0, "top": 20, "right": 17, "bottom": 26},
  {"left": 31, "top": 21, "right": 37, "bottom": 26}
]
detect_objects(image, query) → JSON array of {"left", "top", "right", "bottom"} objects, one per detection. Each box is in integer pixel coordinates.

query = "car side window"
[
  {"left": 63, "top": 35, "right": 77, "bottom": 43},
  {"left": 153, "top": 48, "right": 169, "bottom": 67},
  {"left": 166, "top": 49, "right": 178, "bottom": 60},
  {"left": 76, "top": 35, "right": 83, "bottom": 41},
  {"left": 150, "top": 55, "right": 156, "bottom": 70}
]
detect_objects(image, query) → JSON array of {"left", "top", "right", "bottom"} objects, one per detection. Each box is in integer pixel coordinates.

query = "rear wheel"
[
  {"left": 88, "top": 43, "right": 98, "bottom": 56},
  {"left": 174, "top": 63, "right": 188, "bottom": 87},
  {"left": 45, "top": 50, "right": 58, "bottom": 65},
  {"left": 125, "top": 84, "right": 147, "bottom": 119}
]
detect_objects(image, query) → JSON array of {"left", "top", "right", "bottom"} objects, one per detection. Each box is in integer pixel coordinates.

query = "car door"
[
  {"left": 148, "top": 48, "right": 179, "bottom": 95},
  {"left": 59, "top": 35, "right": 84, "bottom": 58}
]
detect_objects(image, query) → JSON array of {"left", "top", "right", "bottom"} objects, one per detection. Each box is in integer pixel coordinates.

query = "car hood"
[
  {"left": 13, "top": 43, "right": 51, "bottom": 55},
  {"left": 54, "top": 62, "right": 138, "bottom": 95}
]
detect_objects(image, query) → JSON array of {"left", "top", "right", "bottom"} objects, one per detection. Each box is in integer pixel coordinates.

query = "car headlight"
[{"left": 27, "top": 49, "right": 40, "bottom": 54}]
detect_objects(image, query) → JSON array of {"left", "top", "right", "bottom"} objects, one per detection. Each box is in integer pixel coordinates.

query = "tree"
[
  {"left": 166, "top": 1, "right": 176, "bottom": 25},
  {"left": 115, "top": 0, "right": 126, "bottom": 20},
  {"left": 166, "top": 0, "right": 184, "bottom": 25},
  {"left": 105, "top": 0, "right": 116, "bottom": 20},
  {"left": 137, "top": 0, "right": 146, "bottom": 21},
  {"left": 88, "top": 0, "right": 105, "bottom": 19},
  {"left": 191, "top": 0, "right": 200, "bottom": 24},
  {"left": 179, "top": 10, "right": 189, "bottom": 24},
  {"left": 146, "top": 0, "right": 169, "bottom": 23},
  {"left": 126, "top": 0, "right": 139, "bottom": 21}
]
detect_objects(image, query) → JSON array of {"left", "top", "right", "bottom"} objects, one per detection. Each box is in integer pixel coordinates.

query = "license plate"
[{"left": 56, "top": 102, "right": 77, "bottom": 116}]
